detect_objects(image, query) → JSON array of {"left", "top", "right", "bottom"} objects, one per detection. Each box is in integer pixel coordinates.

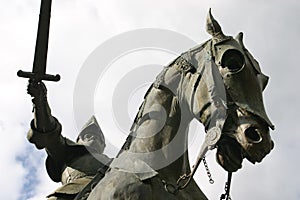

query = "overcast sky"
[{"left": 1, "top": 0, "right": 300, "bottom": 199}]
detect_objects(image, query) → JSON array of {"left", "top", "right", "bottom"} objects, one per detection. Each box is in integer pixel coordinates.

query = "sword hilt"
[{"left": 17, "top": 70, "right": 60, "bottom": 82}]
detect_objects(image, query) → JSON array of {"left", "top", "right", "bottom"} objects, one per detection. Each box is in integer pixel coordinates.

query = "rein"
[
  {"left": 161, "top": 45, "right": 235, "bottom": 197},
  {"left": 220, "top": 172, "right": 233, "bottom": 200},
  {"left": 162, "top": 121, "right": 233, "bottom": 199},
  {"left": 163, "top": 156, "right": 233, "bottom": 200}
]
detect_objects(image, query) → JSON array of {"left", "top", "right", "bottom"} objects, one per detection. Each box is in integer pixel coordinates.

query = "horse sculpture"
[{"left": 86, "top": 10, "right": 274, "bottom": 200}]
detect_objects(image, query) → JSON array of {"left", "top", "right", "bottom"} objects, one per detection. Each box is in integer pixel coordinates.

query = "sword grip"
[{"left": 17, "top": 70, "right": 60, "bottom": 82}]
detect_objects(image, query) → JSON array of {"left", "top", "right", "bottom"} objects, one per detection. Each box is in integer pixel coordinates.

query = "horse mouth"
[
  {"left": 216, "top": 120, "right": 274, "bottom": 171},
  {"left": 216, "top": 135, "right": 244, "bottom": 172}
]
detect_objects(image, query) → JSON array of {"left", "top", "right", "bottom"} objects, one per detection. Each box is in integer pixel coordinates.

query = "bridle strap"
[
  {"left": 162, "top": 121, "right": 224, "bottom": 194},
  {"left": 220, "top": 172, "right": 233, "bottom": 200},
  {"left": 163, "top": 161, "right": 234, "bottom": 199}
]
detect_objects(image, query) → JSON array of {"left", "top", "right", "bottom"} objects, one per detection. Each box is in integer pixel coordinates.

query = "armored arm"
[
  {"left": 27, "top": 80, "right": 56, "bottom": 132},
  {"left": 26, "top": 81, "right": 82, "bottom": 157},
  {"left": 26, "top": 80, "right": 62, "bottom": 150}
]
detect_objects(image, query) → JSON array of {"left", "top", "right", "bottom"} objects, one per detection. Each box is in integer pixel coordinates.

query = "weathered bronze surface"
[
  {"left": 87, "top": 10, "right": 274, "bottom": 200},
  {"left": 24, "top": 9, "right": 274, "bottom": 200}
]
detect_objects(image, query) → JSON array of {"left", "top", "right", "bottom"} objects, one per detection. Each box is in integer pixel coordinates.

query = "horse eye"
[{"left": 221, "top": 49, "right": 245, "bottom": 71}]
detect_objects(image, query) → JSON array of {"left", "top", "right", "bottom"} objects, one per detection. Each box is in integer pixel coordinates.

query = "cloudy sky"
[{"left": 1, "top": 0, "right": 300, "bottom": 199}]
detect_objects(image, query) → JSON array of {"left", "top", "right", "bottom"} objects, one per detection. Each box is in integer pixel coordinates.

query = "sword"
[{"left": 17, "top": 0, "right": 60, "bottom": 82}]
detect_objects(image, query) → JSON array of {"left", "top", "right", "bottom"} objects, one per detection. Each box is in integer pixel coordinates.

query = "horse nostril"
[{"left": 244, "top": 127, "right": 262, "bottom": 143}]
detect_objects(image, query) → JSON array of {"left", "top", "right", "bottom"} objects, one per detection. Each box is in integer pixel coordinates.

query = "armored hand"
[
  {"left": 27, "top": 80, "right": 55, "bottom": 132},
  {"left": 27, "top": 79, "right": 47, "bottom": 98}
]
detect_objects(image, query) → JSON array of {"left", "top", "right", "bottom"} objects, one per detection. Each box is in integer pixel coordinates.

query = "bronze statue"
[
  {"left": 86, "top": 10, "right": 274, "bottom": 200},
  {"left": 19, "top": 0, "right": 274, "bottom": 198}
]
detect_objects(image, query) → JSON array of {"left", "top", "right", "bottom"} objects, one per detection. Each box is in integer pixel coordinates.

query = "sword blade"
[
  {"left": 32, "top": 0, "right": 52, "bottom": 76},
  {"left": 17, "top": 0, "right": 60, "bottom": 82}
]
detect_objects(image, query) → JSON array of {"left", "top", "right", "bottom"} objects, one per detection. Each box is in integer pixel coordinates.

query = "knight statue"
[{"left": 26, "top": 81, "right": 111, "bottom": 200}]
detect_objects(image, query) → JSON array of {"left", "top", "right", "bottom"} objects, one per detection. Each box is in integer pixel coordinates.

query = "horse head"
[{"left": 190, "top": 9, "right": 274, "bottom": 172}]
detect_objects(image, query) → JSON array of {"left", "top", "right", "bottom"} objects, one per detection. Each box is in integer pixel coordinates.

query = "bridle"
[{"left": 161, "top": 43, "right": 234, "bottom": 198}]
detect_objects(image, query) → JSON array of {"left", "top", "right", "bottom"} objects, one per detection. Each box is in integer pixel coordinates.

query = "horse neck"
[
  {"left": 159, "top": 139, "right": 192, "bottom": 181},
  {"left": 124, "top": 85, "right": 193, "bottom": 178}
]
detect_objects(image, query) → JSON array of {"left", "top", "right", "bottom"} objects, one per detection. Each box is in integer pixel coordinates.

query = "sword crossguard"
[{"left": 17, "top": 70, "right": 60, "bottom": 82}]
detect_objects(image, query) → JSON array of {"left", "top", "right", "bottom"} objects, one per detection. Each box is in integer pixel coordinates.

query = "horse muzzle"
[
  {"left": 217, "top": 109, "right": 274, "bottom": 172},
  {"left": 234, "top": 123, "right": 274, "bottom": 164}
]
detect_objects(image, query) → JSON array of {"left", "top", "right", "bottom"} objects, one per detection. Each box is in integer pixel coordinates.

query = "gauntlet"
[{"left": 27, "top": 80, "right": 56, "bottom": 132}]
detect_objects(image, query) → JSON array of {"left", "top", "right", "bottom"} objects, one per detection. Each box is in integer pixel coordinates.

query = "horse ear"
[
  {"left": 206, "top": 8, "right": 225, "bottom": 38},
  {"left": 257, "top": 74, "right": 269, "bottom": 91},
  {"left": 235, "top": 32, "right": 246, "bottom": 49}
]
